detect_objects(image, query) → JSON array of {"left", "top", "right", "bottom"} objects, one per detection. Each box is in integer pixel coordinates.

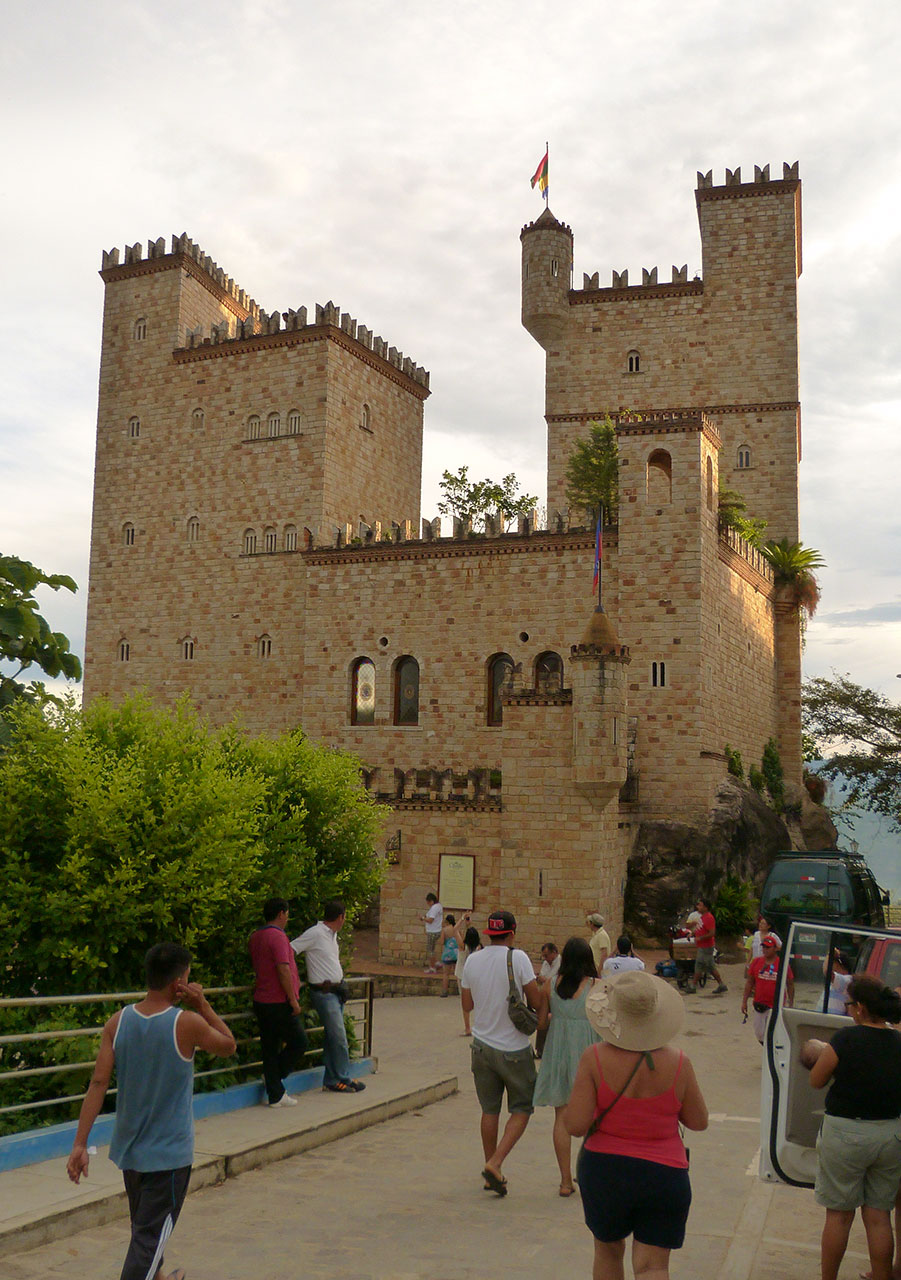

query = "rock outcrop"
[{"left": 624, "top": 777, "right": 837, "bottom": 940}]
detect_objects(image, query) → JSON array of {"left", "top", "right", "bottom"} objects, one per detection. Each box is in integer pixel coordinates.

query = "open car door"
[{"left": 759, "top": 920, "right": 897, "bottom": 1186}]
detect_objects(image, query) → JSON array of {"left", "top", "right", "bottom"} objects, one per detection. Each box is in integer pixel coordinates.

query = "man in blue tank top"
[{"left": 67, "top": 942, "right": 236, "bottom": 1280}]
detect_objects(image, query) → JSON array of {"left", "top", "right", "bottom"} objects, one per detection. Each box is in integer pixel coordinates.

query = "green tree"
[
  {"left": 761, "top": 538, "right": 825, "bottom": 618},
  {"left": 0, "top": 694, "right": 386, "bottom": 997},
  {"left": 437, "top": 466, "right": 537, "bottom": 532},
  {"left": 0, "top": 555, "right": 82, "bottom": 713},
  {"left": 564, "top": 415, "right": 619, "bottom": 522},
  {"left": 717, "top": 486, "right": 768, "bottom": 548},
  {"left": 803, "top": 674, "right": 901, "bottom": 826}
]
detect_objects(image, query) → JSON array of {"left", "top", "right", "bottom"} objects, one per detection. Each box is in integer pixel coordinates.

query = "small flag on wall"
[
  {"left": 530, "top": 149, "right": 549, "bottom": 198},
  {"left": 592, "top": 515, "right": 603, "bottom": 591}
]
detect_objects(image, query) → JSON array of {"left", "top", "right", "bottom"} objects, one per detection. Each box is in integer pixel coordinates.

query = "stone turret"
[{"left": 520, "top": 207, "right": 573, "bottom": 348}]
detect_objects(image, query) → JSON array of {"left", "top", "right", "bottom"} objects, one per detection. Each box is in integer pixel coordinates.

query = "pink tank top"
[{"left": 584, "top": 1044, "right": 688, "bottom": 1169}]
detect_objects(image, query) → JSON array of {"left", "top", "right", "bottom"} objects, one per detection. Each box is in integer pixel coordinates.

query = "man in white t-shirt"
[
  {"left": 460, "top": 910, "right": 539, "bottom": 1196},
  {"left": 420, "top": 892, "right": 443, "bottom": 973},
  {"left": 602, "top": 934, "right": 646, "bottom": 976}
]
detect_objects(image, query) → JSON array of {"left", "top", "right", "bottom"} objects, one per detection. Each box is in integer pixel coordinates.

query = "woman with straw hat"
[{"left": 564, "top": 971, "right": 708, "bottom": 1280}]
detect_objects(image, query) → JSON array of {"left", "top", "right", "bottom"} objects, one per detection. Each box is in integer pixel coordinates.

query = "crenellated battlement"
[
  {"left": 696, "top": 161, "right": 799, "bottom": 191},
  {"left": 101, "top": 233, "right": 262, "bottom": 320},
  {"left": 569, "top": 163, "right": 800, "bottom": 300},
  {"left": 100, "top": 235, "right": 429, "bottom": 389}
]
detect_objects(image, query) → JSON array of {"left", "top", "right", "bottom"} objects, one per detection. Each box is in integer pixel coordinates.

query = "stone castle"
[{"left": 84, "top": 162, "right": 804, "bottom": 961}]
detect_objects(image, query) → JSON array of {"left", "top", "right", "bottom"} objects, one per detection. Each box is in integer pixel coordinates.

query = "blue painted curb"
[{"left": 0, "top": 1058, "right": 374, "bottom": 1174}]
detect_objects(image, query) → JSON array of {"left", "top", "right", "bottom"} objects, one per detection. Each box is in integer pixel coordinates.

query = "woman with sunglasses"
[{"left": 805, "top": 975, "right": 901, "bottom": 1280}]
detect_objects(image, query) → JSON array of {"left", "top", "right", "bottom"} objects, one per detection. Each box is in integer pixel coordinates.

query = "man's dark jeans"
[{"left": 253, "top": 1000, "right": 308, "bottom": 1103}]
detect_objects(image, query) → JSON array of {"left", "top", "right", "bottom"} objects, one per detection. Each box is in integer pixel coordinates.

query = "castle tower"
[
  {"left": 84, "top": 236, "right": 428, "bottom": 722},
  {"left": 523, "top": 165, "right": 802, "bottom": 543},
  {"left": 520, "top": 208, "right": 573, "bottom": 348}
]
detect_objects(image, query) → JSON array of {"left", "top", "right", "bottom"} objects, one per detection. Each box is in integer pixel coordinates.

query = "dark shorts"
[
  {"left": 470, "top": 1038, "right": 536, "bottom": 1115},
  {"left": 576, "top": 1149, "right": 692, "bottom": 1250}
]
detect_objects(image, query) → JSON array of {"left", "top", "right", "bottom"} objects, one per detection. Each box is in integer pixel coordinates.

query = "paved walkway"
[{"left": 4, "top": 965, "right": 879, "bottom": 1279}]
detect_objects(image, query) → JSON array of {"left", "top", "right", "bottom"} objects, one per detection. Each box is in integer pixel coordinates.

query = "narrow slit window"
[
  {"left": 182, "top": 638, "right": 195, "bottom": 661},
  {"left": 737, "top": 445, "right": 751, "bottom": 470},
  {"left": 652, "top": 661, "right": 667, "bottom": 688},
  {"left": 487, "top": 653, "right": 514, "bottom": 726},
  {"left": 118, "top": 639, "right": 130, "bottom": 662},
  {"left": 133, "top": 318, "right": 147, "bottom": 341},
  {"left": 361, "top": 403, "right": 371, "bottom": 431},
  {"left": 128, "top": 416, "right": 140, "bottom": 439},
  {"left": 123, "top": 522, "right": 135, "bottom": 546},
  {"left": 628, "top": 349, "right": 640, "bottom": 373},
  {"left": 257, "top": 634, "right": 272, "bottom": 659},
  {"left": 187, "top": 517, "right": 200, "bottom": 543}
]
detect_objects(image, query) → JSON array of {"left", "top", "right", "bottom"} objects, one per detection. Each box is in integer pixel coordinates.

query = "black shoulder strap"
[{"left": 584, "top": 1050, "right": 654, "bottom": 1142}]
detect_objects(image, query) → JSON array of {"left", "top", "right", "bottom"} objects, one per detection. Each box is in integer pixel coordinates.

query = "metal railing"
[{"left": 0, "top": 978, "right": 374, "bottom": 1124}]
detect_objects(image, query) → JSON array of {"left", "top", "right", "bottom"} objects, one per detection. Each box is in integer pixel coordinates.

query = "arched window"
[
  {"left": 118, "top": 638, "right": 130, "bottom": 662},
  {"left": 243, "top": 528, "right": 257, "bottom": 555},
  {"left": 257, "top": 634, "right": 272, "bottom": 659},
  {"left": 647, "top": 449, "right": 672, "bottom": 505},
  {"left": 192, "top": 407, "right": 204, "bottom": 429},
  {"left": 652, "top": 660, "right": 666, "bottom": 688},
  {"left": 284, "top": 525, "right": 297, "bottom": 552},
  {"left": 361, "top": 403, "right": 371, "bottom": 431},
  {"left": 182, "top": 637, "right": 195, "bottom": 661},
  {"left": 123, "top": 522, "right": 135, "bottom": 546},
  {"left": 287, "top": 410, "right": 301, "bottom": 435},
  {"left": 351, "top": 657, "right": 376, "bottom": 725},
  {"left": 535, "top": 651, "right": 564, "bottom": 693},
  {"left": 187, "top": 517, "right": 200, "bottom": 543},
  {"left": 268, "top": 412, "right": 280, "bottom": 438},
  {"left": 628, "top": 349, "right": 640, "bottom": 373},
  {"left": 551, "top": 258, "right": 559, "bottom": 277},
  {"left": 247, "top": 415, "right": 261, "bottom": 440},
  {"left": 128, "top": 416, "right": 140, "bottom": 439},
  {"left": 264, "top": 526, "right": 277, "bottom": 553},
  {"left": 706, "top": 456, "right": 714, "bottom": 510},
  {"left": 737, "top": 445, "right": 751, "bottom": 470},
  {"left": 133, "top": 318, "right": 147, "bottom": 341},
  {"left": 393, "top": 656, "right": 420, "bottom": 726},
  {"left": 487, "top": 653, "right": 514, "bottom": 726}
]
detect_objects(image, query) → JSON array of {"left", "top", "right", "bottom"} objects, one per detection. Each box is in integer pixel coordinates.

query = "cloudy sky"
[{"left": 2, "top": 0, "right": 901, "bottom": 711}]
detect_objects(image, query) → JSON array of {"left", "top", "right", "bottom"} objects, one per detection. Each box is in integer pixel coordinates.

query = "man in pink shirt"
[{"left": 249, "top": 897, "right": 308, "bottom": 1107}]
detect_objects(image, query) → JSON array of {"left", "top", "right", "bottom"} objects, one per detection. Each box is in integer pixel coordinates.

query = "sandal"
[
  {"left": 482, "top": 1166, "right": 508, "bottom": 1196},
  {"left": 559, "top": 1184, "right": 576, "bottom": 1197}
]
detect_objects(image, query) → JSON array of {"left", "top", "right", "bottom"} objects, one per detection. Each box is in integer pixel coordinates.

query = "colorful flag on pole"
[
  {"left": 530, "top": 150, "right": 549, "bottom": 197},
  {"left": 592, "top": 514, "right": 603, "bottom": 591}
]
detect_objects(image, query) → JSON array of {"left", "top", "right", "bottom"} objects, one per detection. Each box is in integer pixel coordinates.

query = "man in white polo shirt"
[
  {"left": 461, "top": 909, "right": 540, "bottom": 1196},
  {"left": 291, "top": 899, "right": 365, "bottom": 1095}
]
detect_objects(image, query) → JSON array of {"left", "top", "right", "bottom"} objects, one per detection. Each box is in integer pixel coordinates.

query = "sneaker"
[
  {"left": 714, "top": 983, "right": 728, "bottom": 994},
  {"left": 323, "top": 1081, "right": 357, "bottom": 1093},
  {"left": 268, "top": 1092, "right": 298, "bottom": 1107},
  {"left": 345, "top": 1079, "right": 366, "bottom": 1092}
]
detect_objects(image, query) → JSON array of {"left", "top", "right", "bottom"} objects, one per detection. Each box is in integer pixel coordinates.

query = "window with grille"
[
  {"left": 268, "top": 413, "right": 280, "bottom": 438},
  {"left": 393, "top": 656, "right": 420, "bottom": 726},
  {"left": 247, "top": 416, "right": 261, "bottom": 440},
  {"left": 284, "top": 525, "right": 297, "bottom": 552},
  {"left": 243, "top": 529, "right": 257, "bottom": 554},
  {"left": 352, "top": 657, "right": 376, "bottom": 725},
  {"left": 287, "top": 411, "right": 301, "bottom": 435}
]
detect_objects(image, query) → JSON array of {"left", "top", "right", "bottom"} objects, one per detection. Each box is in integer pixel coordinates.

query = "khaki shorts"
[
  {"left": 471, "top": 1039, "right": 536, "bottom": 1115},
  {"left": 694, "top": 948, "right": 716, "bottom": 976},
  {"left": 815, "top": 1114, "right": 901, "bottom": 1212}
]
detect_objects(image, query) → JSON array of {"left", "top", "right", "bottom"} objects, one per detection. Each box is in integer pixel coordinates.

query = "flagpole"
[
  {"left": 597, "top": 502, "right": 604, "bottom": 611},
  {"left": 545, "top": 139, "right": 549, "bottom": 207}
]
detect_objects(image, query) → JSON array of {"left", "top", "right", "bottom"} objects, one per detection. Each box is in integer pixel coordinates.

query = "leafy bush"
[
  {"left": 0, "top": 694, "right": 386, "bottom": 997},
  {"left": 749, "top": 767, "right": 765, "bottom": 795},
  {"left": 725, "top": 745, "right": 744, "bottom": 779},
  {"left": 762, "top": 738, "right": 785, "bottom": 810},
  {"left": 714, "top": 875, "right": 757, "bottom": 937}
]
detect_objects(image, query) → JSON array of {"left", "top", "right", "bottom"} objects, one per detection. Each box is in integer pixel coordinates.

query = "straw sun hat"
[{"left": 585, "top": 970, "right": 685, "bottom": 1051}]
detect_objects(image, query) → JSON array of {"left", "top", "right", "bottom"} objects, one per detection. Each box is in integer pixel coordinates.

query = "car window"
[
  {"left": 880, "top": 943, "right": 901, "bottom": 990},
  {"left": 761, "top": 863, "right": 851, "bottom": 921},
  {"left": 784, "top": 924, "right": 833, "bottom": 1012}
]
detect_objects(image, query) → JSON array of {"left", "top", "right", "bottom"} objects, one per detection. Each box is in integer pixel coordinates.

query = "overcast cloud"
[{"left": 2, "top": 0, "right": 900, "bottom": 698}]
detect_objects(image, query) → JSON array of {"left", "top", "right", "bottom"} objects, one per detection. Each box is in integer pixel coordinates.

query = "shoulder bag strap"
[{"left": 583, "top": 1049, "right": 653, "bottom": 1143}]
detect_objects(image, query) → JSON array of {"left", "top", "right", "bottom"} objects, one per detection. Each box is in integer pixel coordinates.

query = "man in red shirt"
[
  {"left": 741, "top": 935, "right": 794, "bottom": 1043},
  {"left": 685, "top": 895, "right": 728, "bottom": 995},
  {"left": 249, "top": 897, "right": 308, "bottom": 1107}
]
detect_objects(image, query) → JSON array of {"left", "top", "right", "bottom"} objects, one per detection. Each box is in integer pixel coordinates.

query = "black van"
[{"left": 759, "top": 849, "right": 886, "bottom": 943}]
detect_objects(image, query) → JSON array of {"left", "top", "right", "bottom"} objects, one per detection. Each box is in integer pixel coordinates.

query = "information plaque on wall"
[{"left": 438, "top": 854, "right": 475, "bottom": 911}]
